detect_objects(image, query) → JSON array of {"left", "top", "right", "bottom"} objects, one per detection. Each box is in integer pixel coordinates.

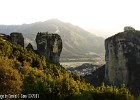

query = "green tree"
[{"left": 0, "top": 57, "right": 22, "bottom": 94}]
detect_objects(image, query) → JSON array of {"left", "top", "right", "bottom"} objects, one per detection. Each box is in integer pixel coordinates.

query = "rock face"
[
  {"left": 36, "top": 32, "right": 62, "bottom": 64},
  {"left": 0, "top": 32, "right": 62, "bottom": 64},
  {"left": 105, "top": 27, "right": 140, "bottom": 87},
  {"left": 26, "top": 43, "right": 34, "bottom": 50},
  {"left": 124, "top": 26, "right": 135, "bottom": 32},
  {"left": 0, "top": 32, "right": 24, "bottom": 47},
  {"left": 9, "top": 32, "right": 24, "bottom": 47}
]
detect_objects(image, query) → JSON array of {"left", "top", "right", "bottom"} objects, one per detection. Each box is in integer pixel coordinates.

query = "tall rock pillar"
[
  {"left": 105, "top": 26, "right": 140, "bottom": 87},
  {"left": 36, "top": 32, "right": 62, "bottom": 64}
]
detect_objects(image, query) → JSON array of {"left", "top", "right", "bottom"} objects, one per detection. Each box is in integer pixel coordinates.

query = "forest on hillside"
[{"left": 0, "top": 37, "right": 134, "bottom": 100}]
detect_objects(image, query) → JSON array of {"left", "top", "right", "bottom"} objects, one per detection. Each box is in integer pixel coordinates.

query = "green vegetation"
[{"left": 0, "top": 38, "right": 134, "bottom": 100}]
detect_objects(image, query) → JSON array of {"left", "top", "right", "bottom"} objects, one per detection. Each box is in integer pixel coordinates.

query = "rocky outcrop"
[
  {"left": 26, "top": 43, "right": 34, "bottom": 50},
  {"left": 10, "top": 32, "right": 24, "bottom": 47},
  {"left": 0, "top": 32, "right": 24, "bottom": 47},
  {"left": 36, "top": 32, "right": 62, "bottom": 64},
  {"left": 105, "top": 27, "right": 140, "bottom": 88},
  {"left": 124, "top": 26, "right": 135, "bottom": 32},
  {"left": 0, "top": 32, "right": 62, "bottom": 64}
]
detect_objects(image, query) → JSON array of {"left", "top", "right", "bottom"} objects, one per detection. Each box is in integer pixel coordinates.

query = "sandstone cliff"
[
  {"left": 36, "top": 32, "right": 62, "bottom": 64},
  {"left": 105, "top": 27, "right": 140, "bottom": 88}
]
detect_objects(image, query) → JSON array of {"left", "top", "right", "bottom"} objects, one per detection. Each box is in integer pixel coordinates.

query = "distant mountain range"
[{"left": 0, "top": 19, "right": 105, "bottom": 60}]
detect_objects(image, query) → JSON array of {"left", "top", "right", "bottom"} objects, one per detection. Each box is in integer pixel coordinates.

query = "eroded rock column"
[
  {"left": 36, "top": 32, "right": 62, "bottom": 64},
  {"left": 105, "top": 27, "right": 140, "bottom": 87}
]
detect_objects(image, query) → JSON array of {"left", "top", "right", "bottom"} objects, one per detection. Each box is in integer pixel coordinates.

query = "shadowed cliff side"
[
  {"left": 105, "top": 26, "right": 140, "bottom": 93},
  {"left": 0, "top": 32, "right": 62, "bottom": 64},
  {"left": 36, "top": 32, "right": 62, "bottom": 64}
]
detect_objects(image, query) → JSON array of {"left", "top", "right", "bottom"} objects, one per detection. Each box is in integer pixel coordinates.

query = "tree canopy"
[{"left": 0, "top": 37, "right": 134, "bottom": 100}]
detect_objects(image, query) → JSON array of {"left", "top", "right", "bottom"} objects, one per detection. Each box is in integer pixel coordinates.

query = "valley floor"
[
  {"left": 60, "top": 61, "right": 104, "bottom": 76},
  {"left": 60, "top": 61, "right": 93, "bottom": 68}
]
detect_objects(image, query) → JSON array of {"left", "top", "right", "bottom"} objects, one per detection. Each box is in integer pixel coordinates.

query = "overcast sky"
[{"left": 0, "top": 0, "right": 140, "bottom": 37}]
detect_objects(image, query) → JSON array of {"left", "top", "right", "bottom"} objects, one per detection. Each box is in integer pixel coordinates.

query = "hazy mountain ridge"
[{"left": 0, "top": 19, "right": 105, "bottom": 59}]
